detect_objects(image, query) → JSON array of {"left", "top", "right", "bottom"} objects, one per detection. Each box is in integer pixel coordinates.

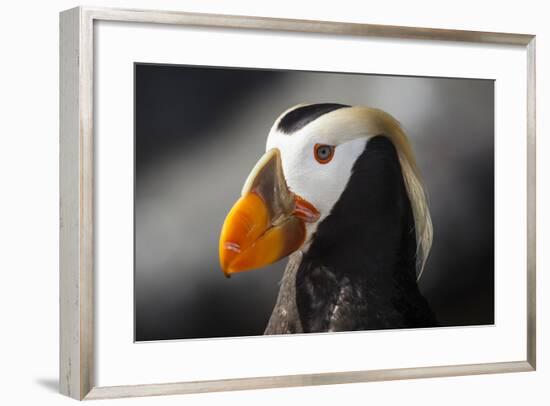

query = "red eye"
[{"left": 314, "top": 144, "right": 335, "bottom": 164}]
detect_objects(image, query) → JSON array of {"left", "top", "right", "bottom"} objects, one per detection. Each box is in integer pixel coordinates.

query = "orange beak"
[{"left": 219, "top": 149, "right": 320, "bottom": 277}]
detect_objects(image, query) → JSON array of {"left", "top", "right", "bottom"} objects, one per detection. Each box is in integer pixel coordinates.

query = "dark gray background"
[{"left": 135, "top": 63, "right": 494, "bottom": 341}]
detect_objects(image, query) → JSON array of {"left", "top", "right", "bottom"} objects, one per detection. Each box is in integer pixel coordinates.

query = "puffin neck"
[{"left": 302, "top": 135, "right": 418, "bottom": 281}]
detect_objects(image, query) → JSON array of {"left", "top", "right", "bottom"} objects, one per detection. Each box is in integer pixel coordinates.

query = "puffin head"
[{"left": 219, "top": 103, "right": 432, "bottom": 278}]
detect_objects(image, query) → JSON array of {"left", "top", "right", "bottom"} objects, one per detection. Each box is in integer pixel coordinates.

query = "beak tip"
[
  {"left": 220, "top": 258, "right": 230, "bottom": 278},
  {"left": 219, "top": 245, "right": 237, "bottom": 278}
]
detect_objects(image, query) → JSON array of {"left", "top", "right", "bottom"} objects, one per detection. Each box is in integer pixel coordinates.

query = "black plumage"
[
  {"left": 277, "top": 103, "right": 349, "bottom": 134},
  {"left": 265, "top": 136, "right": 437, "bottom": 334}
]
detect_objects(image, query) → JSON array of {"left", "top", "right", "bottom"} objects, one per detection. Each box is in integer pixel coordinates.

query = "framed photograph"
[{"left": 59, "top": 6, "right": 536, "bottom": 400}]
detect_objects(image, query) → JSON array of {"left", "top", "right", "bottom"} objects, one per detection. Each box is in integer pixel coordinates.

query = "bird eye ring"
[{"left": 314, "top": 144, "right": 335, "bottom": 164}]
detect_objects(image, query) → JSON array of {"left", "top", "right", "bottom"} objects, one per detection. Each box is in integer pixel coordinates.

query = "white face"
[{"left": 266, "top": 121, "right": 368, "bottom": 244}]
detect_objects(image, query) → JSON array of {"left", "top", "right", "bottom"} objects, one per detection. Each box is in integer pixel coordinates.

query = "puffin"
[{"left": 219, "top": 103, "right": 437, "bottom": 334}]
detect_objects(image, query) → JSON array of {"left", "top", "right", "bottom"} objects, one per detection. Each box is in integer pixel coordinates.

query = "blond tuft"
[{"left": 302, "top": 106, "right": 433, "bottom": 278}]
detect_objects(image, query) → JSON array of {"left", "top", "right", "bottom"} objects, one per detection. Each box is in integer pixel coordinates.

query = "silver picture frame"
[{"left": 59, "top": 6, "right": 536, "bottom": 400}]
